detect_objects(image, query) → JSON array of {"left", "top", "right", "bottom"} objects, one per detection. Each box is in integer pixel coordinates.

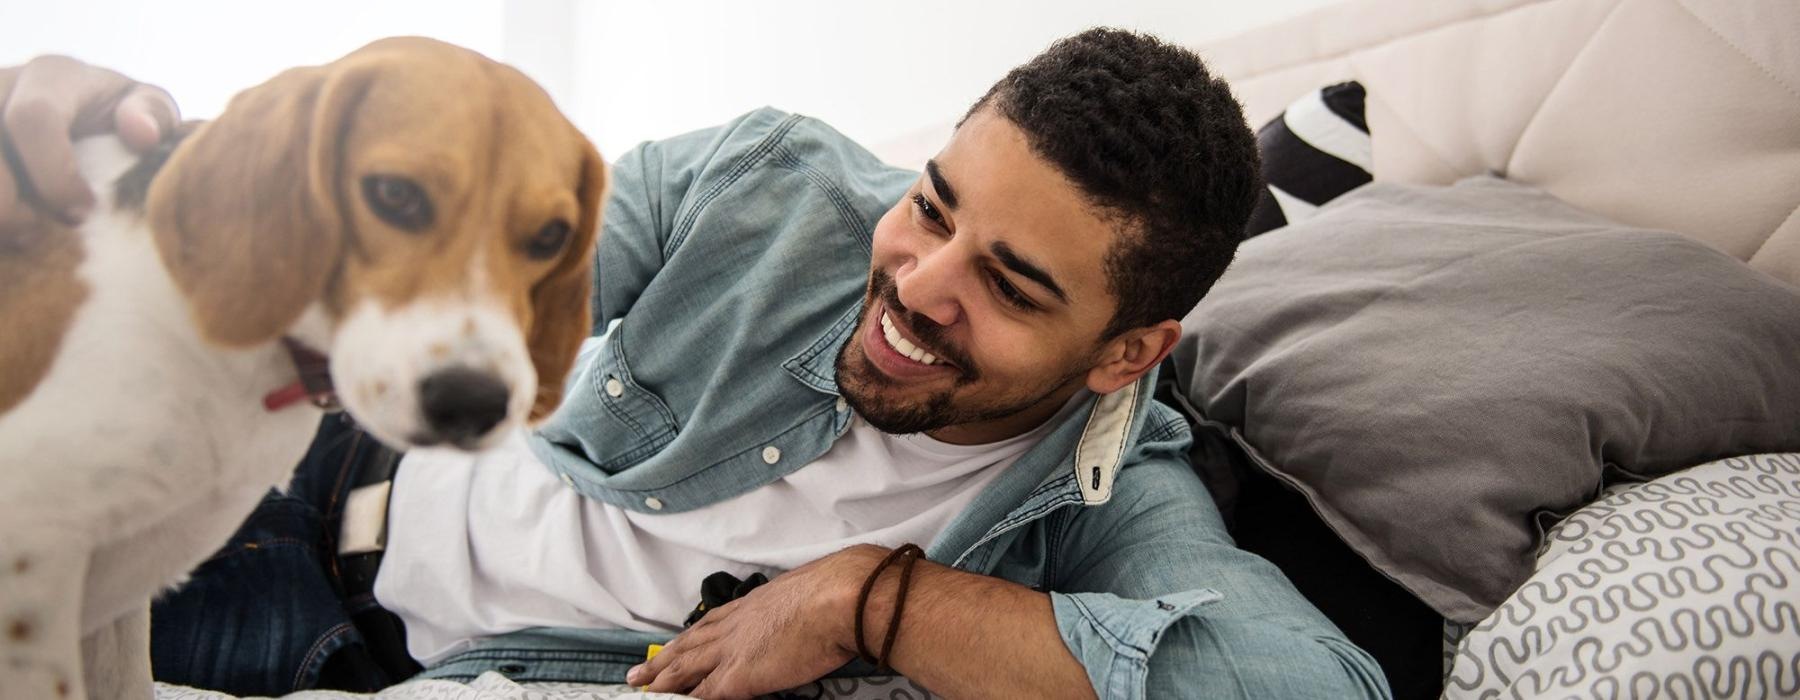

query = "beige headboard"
[{"left": 1200, "top": 0, "right": 1800, "bottom": 285}]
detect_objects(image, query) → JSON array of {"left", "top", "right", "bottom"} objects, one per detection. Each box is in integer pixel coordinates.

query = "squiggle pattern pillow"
[{"left": 1445, "top": 453, "right": 1800, "bottom": 698}]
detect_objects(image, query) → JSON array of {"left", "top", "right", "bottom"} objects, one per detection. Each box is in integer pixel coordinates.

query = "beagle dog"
[{"left": 0, "top": 37, "right": 604, "bottom": 699}]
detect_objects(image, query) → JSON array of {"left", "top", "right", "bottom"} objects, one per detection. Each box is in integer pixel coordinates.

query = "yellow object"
[{"left": 635, "top": 644, "right": 666, "bottom": 691}]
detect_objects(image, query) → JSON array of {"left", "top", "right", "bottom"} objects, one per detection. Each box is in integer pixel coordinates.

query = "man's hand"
[
  {"left": 0, "top": 55, "right": 178, "bottom": 231},
  {"left": 626, "top": 545, "right": 885, "bottom": 699}
]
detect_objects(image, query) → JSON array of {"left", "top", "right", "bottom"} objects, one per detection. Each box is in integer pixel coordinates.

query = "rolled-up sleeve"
[
  {"left": 1052, "top": 589, "right": 1222, "bottom": 698},
  {"left": 1048, "top": 443, "right": 1391, "bottom": 699}
]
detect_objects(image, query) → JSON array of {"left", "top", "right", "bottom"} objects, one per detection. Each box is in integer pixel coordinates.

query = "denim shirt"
[{"left": 420, "top": 108, "right": 1388, "bottom": 699}]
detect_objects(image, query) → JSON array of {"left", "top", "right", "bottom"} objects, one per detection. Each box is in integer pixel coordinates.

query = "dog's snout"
[{"left": 418, "top": 367, "right": 510, "bottom": 447}]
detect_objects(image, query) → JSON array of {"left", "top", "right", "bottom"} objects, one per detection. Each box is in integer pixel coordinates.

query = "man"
[{"left": 0, "top": 29, "right": 1389, "bottom": 699}]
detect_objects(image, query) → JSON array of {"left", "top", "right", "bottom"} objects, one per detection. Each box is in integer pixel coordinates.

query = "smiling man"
[
  {"left": 839, "top": 115, "right": 1148, "bottom": 445},
  {"left": 2, "top": 28, "right": 1388, "bottom": 700}
]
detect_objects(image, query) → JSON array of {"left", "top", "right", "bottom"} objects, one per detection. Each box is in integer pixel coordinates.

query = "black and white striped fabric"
[{"left": 1244, "top": 81, "right": 1372, "bottom": 237}]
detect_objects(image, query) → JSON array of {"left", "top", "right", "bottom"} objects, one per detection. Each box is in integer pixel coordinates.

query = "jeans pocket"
[{"left": 151, "top": 492, "right": 369, "bottom": 696}]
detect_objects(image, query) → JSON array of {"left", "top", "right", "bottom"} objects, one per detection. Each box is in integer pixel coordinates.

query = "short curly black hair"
[{"left": 965, "top": 28, "right": 1261, "bottom": 339}]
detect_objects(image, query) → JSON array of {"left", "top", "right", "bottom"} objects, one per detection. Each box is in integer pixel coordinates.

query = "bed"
[{"left": 159, "top": 0, "right": 1800, "bottom": 698}]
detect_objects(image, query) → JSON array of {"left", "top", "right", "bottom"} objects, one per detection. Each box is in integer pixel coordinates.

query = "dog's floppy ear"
[
  {"left": 147, "top": 61, "right": 372, "bottom": 347},
  {"left": 527, "top": 141, "right": 606, "bottom": 422}
]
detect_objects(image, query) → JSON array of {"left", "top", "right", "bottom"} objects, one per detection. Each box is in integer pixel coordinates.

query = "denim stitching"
[
  {"left": 608, "top": 326, "right": 682, "bottom": 431},
  {"left": 951, "top": 494, "right": 1083, "bottom": 569},
  {"left": 1141, "top": 419, "right": 1183, "bottom": 444},
  {"left": 1065, "top": 594, "right": 1147, "bottom": 658},
  {"left": 664, "top": 114, "right": 806, "bottom": 257},
  {"left": 1042, "top": 508, "right": 1070, "bottom": 590},
  {"left": 583, "top": 403, "right": 839, "bottom": 496},
  {"left": 579, "top": 326, "right": 682, "bottom": 473},
  {"left": 994, "top": 495, "right": 1081, "bottom": 530},
  {"left": 771, "top": 145, "right": 875, "bottom": 254},
  {"left": 595, "top": 332, "right": 651, "bottom": 436},
  {"left": 783, "top": 302, "right": 863, "bottom": 392},
  {"left": 293, "top": 622, "right": 359, "bottom": 691}
]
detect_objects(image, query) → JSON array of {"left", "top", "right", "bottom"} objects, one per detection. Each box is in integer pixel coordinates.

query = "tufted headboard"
[
  {"left": 1199, "top": 0, "right": 1800, "bottom": 285},
  {"left": 873, "top": 0, "right": 1800, "bottom": 286}
]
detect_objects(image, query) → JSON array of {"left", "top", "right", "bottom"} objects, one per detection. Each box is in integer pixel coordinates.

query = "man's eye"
[
  {"left": 911, "top": 193, "right": 945, "bottom": 226},
  {"left": 989, "top": 270, "right": 1036, "bottom": 311}
]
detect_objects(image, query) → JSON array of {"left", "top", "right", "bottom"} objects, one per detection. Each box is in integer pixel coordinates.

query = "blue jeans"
[{"left": 150, "top": 413, "right": 418, "bottom": 695}]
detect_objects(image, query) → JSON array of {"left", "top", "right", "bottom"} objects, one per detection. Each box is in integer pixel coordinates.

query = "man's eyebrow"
[
  {"left": 925, "top": 159, "right": 958, "bottom": 210},
  {"left": 992, "top": 242, "right": 1069, "bottom": 304}
]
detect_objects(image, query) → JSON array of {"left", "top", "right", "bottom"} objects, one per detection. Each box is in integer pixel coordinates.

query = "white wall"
[
  {"left": 565, "top": 0, "right": 1338, "bottom": 158},
  {"left": 0, "top": 1, "right": 507, "bottom": 124},
  {"left": 0, "top": 0, "right": 1337, "bottom": 159}
]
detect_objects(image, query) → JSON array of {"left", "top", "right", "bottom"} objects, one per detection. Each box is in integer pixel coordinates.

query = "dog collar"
[{"left": 263, "top": 337, "right": 340, "bottom": 412}]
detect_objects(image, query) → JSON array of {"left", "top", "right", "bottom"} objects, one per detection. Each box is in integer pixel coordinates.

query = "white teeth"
[{"left": 880, "top": 312, "right": 940, "bottom": 366}]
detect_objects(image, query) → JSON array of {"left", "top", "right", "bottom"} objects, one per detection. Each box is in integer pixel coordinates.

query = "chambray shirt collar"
[
  {"left": 780, "top": 298, "right": 863, "bottom": 397},
  {"left": 928, "top": 367, "right": 1159, "bottom": 568}
]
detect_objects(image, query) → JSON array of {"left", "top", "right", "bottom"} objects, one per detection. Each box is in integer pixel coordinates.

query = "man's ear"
[{"left": 1085, "top": 319, "right": 1182, "bottom": 395}]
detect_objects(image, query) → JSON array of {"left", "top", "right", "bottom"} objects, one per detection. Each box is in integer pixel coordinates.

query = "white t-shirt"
[{"left": 374, "top": 397, "right": 1082, "bottom": 665}]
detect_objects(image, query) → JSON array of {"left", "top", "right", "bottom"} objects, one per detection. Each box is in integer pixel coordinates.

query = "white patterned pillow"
[{"left": 1445, "top": 453, "right": 1800, "bottom": 698}]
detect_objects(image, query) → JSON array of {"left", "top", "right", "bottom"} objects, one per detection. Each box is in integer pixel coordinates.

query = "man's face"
[{"left": 836, "top": 109, "right": 1124, "bottom": 444}]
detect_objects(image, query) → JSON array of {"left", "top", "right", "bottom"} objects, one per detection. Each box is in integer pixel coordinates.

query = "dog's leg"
[
  {"left": 0, "top": 526, "right": 91, "bottom": 700},
  {"left": 80, "top": 605, "right": 151, "bottom": 700}
]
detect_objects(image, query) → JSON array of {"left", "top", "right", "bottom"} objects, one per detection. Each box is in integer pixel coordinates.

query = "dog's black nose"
[{"left": 419, "top": 367, "right": 510, "bottom": 446}]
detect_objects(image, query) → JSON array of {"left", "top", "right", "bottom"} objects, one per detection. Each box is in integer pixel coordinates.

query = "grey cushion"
[{"left": 1172, "top": 176, "right": 1800, "bottom": 623}]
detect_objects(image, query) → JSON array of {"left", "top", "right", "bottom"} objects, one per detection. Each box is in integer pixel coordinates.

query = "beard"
[{"left": 835, "top": 269, "right": 1084, "bottom": 436}]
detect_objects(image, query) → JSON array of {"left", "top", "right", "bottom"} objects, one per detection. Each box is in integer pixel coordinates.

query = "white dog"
[{"left": 0, "top": 37, "right": 604, "bottom": 699}]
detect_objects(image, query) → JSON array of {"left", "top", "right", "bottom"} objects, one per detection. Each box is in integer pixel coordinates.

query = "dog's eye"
[
  {"left": 362, "top": 175, "right": 433, "bottom": 231},
  {"left": 526, "top": 220, "right": 571, "bottom": 260}
]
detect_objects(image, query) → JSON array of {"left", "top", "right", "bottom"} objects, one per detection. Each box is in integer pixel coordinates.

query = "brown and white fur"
[{"left": 0, "top": 37, "right": 604, "bottom": 699}]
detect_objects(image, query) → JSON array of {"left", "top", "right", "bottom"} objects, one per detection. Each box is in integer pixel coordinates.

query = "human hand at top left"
[
  {"left": 626, "top": 545, "right": 888, "bottom": 700},
  {"left": 0, "top": 55, "right": 178, "bottom": 231}
]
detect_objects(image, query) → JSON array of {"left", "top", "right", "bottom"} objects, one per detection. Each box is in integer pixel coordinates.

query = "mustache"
[{"left": 872, "top": 271, "right": 977, "bottom": 377}]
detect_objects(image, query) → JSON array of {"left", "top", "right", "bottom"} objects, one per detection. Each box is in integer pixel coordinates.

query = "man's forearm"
[{"left": 846, "top": 546, "right": 1098, "bottom": 700}]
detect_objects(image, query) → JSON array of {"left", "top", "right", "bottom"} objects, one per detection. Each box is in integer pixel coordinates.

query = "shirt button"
[
  {"left": 835, "top": 397, "right": 848, "bottom": 412},
  {"left": 645, "top": 497, "right": 664, "bottom": 510},
  {"left": 559, "top": 473, "right": 574, "bottom": 487},
  {"left": 604, "top": 377, "right": 624, "bottom": 397},
  {"left": 762, "top": 446, "right": 782, "bottom": 464}
]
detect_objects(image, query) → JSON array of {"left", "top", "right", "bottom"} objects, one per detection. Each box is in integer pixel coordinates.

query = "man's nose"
[{"left": 895, "top": 251, "right": 966, "bottom": 328}]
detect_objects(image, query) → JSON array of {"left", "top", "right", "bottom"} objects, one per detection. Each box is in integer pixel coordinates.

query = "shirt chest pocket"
[{"left": 539, "top": 329, "right": 681, "bottom": 475}]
